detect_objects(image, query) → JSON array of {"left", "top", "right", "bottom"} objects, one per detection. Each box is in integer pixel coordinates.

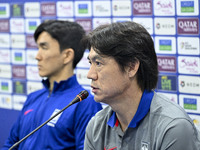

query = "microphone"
[{"left": 9, "top": 90, "right": 89, "bottom": 150}]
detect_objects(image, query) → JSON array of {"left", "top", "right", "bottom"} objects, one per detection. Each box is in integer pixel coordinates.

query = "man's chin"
[
  {"left": 39, "top": 73, "right": 47, "bottom": 77},
  {"left": 94, "top": 96, "right": 103, "bottom": 103}
]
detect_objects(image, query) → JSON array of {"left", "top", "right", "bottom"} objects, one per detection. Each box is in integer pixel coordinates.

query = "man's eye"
[
  {"left": 96, "top": 61, "right": 101, "bottom": 66},
  {"left": 42, "top": 46, "right": 48, "bottom": 50}
]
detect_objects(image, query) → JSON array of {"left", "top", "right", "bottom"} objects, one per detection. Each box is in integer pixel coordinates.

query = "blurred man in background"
[{"left": 2, "top": 20, "right": 102, "bottom": 150}]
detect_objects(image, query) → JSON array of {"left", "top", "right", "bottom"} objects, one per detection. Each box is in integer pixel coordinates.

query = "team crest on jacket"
[
  {"left": 141, "top": 141, "right": 149, "bottom": 150},
  {"left": 47, "top": 109, "right": 62, "bottom": 127}
]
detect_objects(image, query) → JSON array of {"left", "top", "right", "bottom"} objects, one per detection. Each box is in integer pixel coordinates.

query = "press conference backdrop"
[{"left": 0, "top": 0, "right": 200, "bottom": 147}]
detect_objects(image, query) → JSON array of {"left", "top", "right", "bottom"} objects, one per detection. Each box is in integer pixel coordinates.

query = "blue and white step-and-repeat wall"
[{"left": 0, "top": 0, "right": 200, "bottom": 147}]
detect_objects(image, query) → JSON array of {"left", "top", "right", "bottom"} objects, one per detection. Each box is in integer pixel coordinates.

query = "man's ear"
[
  {"left": 62, "top": 48, "right": 74, "bottom": 64},
  {"left": 127, "top": 60, "right": 140, "bottom": 78}
]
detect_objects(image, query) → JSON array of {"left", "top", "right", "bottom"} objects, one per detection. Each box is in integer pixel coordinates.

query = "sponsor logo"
[
  {"left": 78, "top": 4, "right": 88, "bottom": 14},
  {"left": 157, "top": 56, "right": 176, "bottom": 72},
  {"left": 0, "top": 94, "right": 12, "bottom": 109},
  {"left": 133, "top": 0, "right": 152, "bottom": 15},
  {"left": 75, "top": 1, "right": 91, "bottom": 17},
  {"left": 11, "top": 4, "right": 24, "bottom": 17},
  {"left": 13, "top": 80, "right": 26, "bottom": 95},
  {"left": 0, "top": 64, "right": 12, "bottom": 78},
  {"left": 178, "top": 56, "right": 200, "bottom": 74},
  {"left": 179, "top": 94, "right": 200, "bottom": 113},
  {"left": 1, "top": 81, "right": 8, "bottom": 91},
  {"left": 193, "top": 119, "right": 200, "bottom": 127},
  {"left": 56, "top": 1, "right": 74, "bottom": 17},
  {"left": 0, "top": 19, "right": 9, "bottom": 32},
  {"left": 26, "top": 66, "right": 42, "bottom": 81},
  {"left": 133, "top": 18, "right": 153, "bottom": 35},
  {"left": 177, "top": 18, "right": 199, "bottom": 35},
  {"left": 10, "top": 18, "right": 24, "bottom": 33},
  {"left": 154, "top": 18, "right": 176, "bottom": 35},
  {"left": 155, "top": 36, "right": 176, "bottom": 54},
  {"left": 184, "top": 97, "right": 197, "bottom": 110},
  {"left": 159, "top": 40, "right": 172, "bottom": 51},
  {"left": 93, "top": 1, "right": 111, "bottom": 16},
  {"left": 25, "top": 19, "right": 40, "bottom": 34},
  {"left": 181, "top": 1, "right": 194, "bottom": 12},
  {"left": 14, "top": 52, "right": 22, "bottom": 61},
  {"left": 12, "top": 65, "right": 26, "bottom": 79},
  {"left": 29, "top": 21, "right": 37, "bottom": 30},
  {"left": 26, "top": 35, "right": 37, "bottom": 48},
  {"left": 0, "top": 6, "right": 6, "bottom": 15},
  {"left": 112, "top": 1, "right": 131, "bottom": 16},
  {"left": 157, "top": 75, "right": 177, "bottom": 92},
  {"left": 189, "top": 114, "right": 200, "bottom": 131},
  {"left": 154, "top": 0, "right": 175, "bottom": 16},
  {"left": 0, "top": 80, "right": 12, "bottom": 93},
  {"left": 177, "top": 37, "right": 199, "bottom": 55},
  {"left": 24, "top": 2, "right": 40, "bottom": 17},
  {"left": 26, "top": 50, "right": 38, "bottom": 65},
  {"left": 12, "top": 50, "right": 26, "bottom": 64},
  {"left": 177, "top": 0, "right": 199, "bottom": 16},
  {"left": 27, "top": 81, "right": 43, "bottom": 94},
  {"left": 76, "top": 19, "right": 92, "bottom": 34},
  {"left": 0, "top": 4, "right": 9, "bottom": 18},
  {"left": 0, "top": 50, "right": 11, "bottom": 63},
  {"left": 11, "top": 34, "right": 25, "bottom": 48},
  {"left": 41, "top": 2, "right": 56, "bottom": 16},
  {"left": 76, "top": 69, "right": 91, "bottom": 86},
  {"left": 13, "top": 95, "right": 27, "bottom": 110},
  {"left": 0, "top": 34, "right": 10, "bottom": 48},
  {"left": 178, "top": 75, "right": 200, "bottom": 94}
]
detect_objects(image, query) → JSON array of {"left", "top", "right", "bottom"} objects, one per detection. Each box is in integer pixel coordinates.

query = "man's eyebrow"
[
  {"left": 87, "top": 55, "right": 103, "bottom": 61},
  {"left": 38, "top": 42, "right": 49, "bottom": 47}
]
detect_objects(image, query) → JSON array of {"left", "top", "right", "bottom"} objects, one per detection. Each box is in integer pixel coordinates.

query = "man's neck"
[
  {"left": 48, "top": 70, "right": 74, "bottom": 92},
  {"left": 112, "top": 89, "right": 143, "bottom": 132}
]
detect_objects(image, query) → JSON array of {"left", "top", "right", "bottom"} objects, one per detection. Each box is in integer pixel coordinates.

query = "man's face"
[
  {"left": 35, "top": 31, "right": 65, "bottom": 79},
  {"left": 87, "top": 48, "right": 131, "bottom": 104}
]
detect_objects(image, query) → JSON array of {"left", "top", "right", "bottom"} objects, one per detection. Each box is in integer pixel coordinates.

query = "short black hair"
[
  {"left": 84, "top": 21, "right": 158, "bottom": 91},
  {"left": 34, "top": 20, "right": 86, "bottom": 68}
]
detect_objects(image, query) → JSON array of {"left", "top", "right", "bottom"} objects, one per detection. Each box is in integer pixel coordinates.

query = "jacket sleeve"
[
  {"left": 1, "top": 112, "right": 22, "bottom": 150},
  {"left": 1, "top": 94, "right": 34, "bottom": 150},
  {"left": 160, "top": 118, "right": 200, "bottom": 150},
  {"left": 74, "top": 96, "right": 102, "bottom": 150}
]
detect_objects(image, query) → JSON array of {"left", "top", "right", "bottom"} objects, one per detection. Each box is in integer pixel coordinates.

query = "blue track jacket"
[{"left": 2, "top": 75, "right": 102, "bottom": 150}]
